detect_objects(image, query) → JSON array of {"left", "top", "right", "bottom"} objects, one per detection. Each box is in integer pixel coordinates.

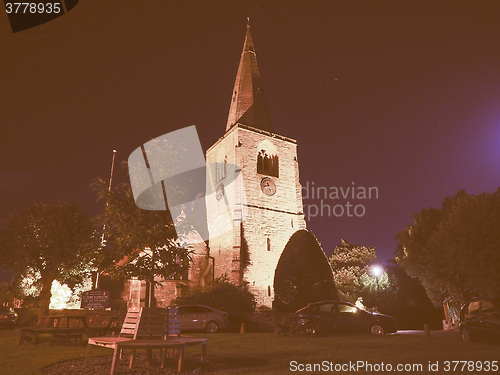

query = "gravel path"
[{"left": 41, "top": 354, "right": 221, "bottom": 375}]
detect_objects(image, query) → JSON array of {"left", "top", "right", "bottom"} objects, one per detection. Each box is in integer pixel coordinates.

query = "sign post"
[{"left": 81, "top": 289, "right": 110, "bottom": 310}]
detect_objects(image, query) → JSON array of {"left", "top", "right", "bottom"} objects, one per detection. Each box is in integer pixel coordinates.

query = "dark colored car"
[
  {"left": 459, "top": 298, "right": 500, "bottom": 343},
  {"left": 177, "top": 305, "right": 228, "bottom": 333},
  {"left": 296, "top": 301, "right": 397, "bottom": 335},
  {"left": 0, "top": 306, "right": 18, "bottom": 329}
]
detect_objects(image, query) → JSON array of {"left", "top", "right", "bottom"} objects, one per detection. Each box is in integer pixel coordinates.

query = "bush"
[
  {"left": 15, "top": 308, "right": 39, "bottom": 327},
  {"left": 172, "top": 277, "right": 255, "bottom": 320},
  {"left": 108, "top": 298, "right": 127, "bottom": 312}
]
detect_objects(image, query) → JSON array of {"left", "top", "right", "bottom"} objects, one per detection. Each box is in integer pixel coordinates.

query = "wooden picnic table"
[
  {"left": 43, "top": 314, "right": 89, "bottom": 328},
  {"left": 110, "top": 337, "right": 207, "bottom": 374},
  {"left": 19, "top": 314, "right": 88, "bottom": 345}
]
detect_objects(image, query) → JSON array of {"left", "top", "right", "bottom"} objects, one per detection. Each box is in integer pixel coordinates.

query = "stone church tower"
[
  {"left": 121, "top": 24, "right": 334, "bottom": 310},
  {"left": 205, "top": 25, "right": 307, "bottom": 307}
]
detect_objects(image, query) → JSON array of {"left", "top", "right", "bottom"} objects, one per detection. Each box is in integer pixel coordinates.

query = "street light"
[
  {"left": 371, "top": 265, "right": 384, "bottom": 311},
  {"left": 371, "top": 264, "right": 384, "bottom": 278}
]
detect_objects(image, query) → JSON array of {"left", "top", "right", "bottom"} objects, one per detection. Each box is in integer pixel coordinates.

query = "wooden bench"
[
  {"left": 86, "top": 307, "right": 205, "bottom": 374},
  {"left": 168, "top": 306, "right": 181, "bottom": 337},
  {"left": 86, "top": 307, "right": 144, "bottom": 363},
  {"left": 111, "top": 337, "right": 207, "bottom": 374}
]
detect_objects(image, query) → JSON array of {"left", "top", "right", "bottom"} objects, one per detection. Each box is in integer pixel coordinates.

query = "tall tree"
[
  {"left": 93, "top": 178, "right": 191, "bottom": 307},
  {"left": 395, "top": 189, "right": 500, "bottom": 306},
  {"left": 0, "top": 201, "right": 96, "bottom": 321},
  {"left": 377, "top": 264, "right": 444, "bottom": 329},
  {"left": 329, "top": 239, "right": 393, "bottom": 307},
  {"left": 395, "top": 207, "right": 445, "bottom": 304}
]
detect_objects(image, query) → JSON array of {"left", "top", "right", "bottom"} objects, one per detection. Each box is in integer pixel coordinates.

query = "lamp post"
[
  {"left": 95, "top": 149, "right": 117, "bottom": 290},
  {"left": 371, "top": 265, "right": 384, "bottom": 309}
]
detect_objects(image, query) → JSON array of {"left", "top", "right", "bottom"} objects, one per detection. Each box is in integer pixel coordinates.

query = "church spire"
[{"left": 226, "top": 22, "right": 273, "bottom": 132}]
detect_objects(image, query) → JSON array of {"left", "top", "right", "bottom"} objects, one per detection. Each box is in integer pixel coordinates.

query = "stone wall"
[
  {"left": 122, "top": 278, "right": 189, "bottom": 308},
  {"left": 206, "top": 124, "right": 307, "bottom": 307}
]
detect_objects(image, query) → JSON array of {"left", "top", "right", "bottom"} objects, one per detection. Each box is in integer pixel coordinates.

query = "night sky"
[{"left": 2, "top": 1, "right": 499, "bottom": 262}]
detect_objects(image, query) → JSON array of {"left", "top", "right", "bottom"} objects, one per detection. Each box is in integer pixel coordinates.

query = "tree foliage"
[
  {"left": 273, "top": 230, "right": 337, "bottom": 312},
  {"left": 395, "top": 189, "right": 500, "bottom": 306},
  {"left": 0, "top": 201, "right": 96, "bottom": 320},
  {"left": 329, "top": 239, "right": 393, "bottom": 308},
  {"left": 0, "top": 271, "right": 15, "bottom": 306},
  {"left": 172, "top": 276, "right": 255, "bottom": 318},
  {"left": 377, "top": 265, "right": 443, "bottom": 329},
  {"left": 92, "top": 178, "right": 191, "bottom": 306}
]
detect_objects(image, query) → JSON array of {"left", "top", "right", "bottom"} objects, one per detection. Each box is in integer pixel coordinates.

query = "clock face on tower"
[{"left": 260, "top": 177, "right": 276, "bottom": 196}]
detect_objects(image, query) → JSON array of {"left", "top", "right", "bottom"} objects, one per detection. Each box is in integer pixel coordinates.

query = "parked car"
[
  {"left": 177, "top": 305, "right": 228, "bottom": 333},
  {"left": 0, "top": 306, "right": 18, "bottom": 329},
  {"left": 459, "top": 298, "right": 500, "bottom": 343},
  {"left": 296, "top": 300, "right": 397, "bottom": 335}
]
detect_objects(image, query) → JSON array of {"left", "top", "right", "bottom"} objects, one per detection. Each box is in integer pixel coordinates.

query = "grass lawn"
[{"left": 0, "top": 328, "right": 498, "bottom": 374}]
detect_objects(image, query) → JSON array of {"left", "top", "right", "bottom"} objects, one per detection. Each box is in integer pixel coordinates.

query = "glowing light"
[
  {"left": 49, "top": 278, "right": 93, "bottom": 309},
  {"left": 49, "top": 280, "right": 72, "bottom": 309},
  {"left": 371, "top": 265, "right": 384, "bottom": 277}
]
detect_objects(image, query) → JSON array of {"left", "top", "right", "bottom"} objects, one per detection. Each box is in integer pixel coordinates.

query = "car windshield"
[{"left": 482, "top": 300, "right": 499, "bottom": 313}]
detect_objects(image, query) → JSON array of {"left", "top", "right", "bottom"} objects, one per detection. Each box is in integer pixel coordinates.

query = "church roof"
[{"left": 226, "top": 24, "right": 273, "bottom": 133}]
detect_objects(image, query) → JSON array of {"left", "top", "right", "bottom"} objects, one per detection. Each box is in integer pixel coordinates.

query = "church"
[{"left": 122, "top": 24, "right": 334, "bottom": 309}]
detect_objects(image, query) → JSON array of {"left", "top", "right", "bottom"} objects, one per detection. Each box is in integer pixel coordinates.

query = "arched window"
[{"left": 257, "top": 149, "right": 279, "bottom": 177}]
